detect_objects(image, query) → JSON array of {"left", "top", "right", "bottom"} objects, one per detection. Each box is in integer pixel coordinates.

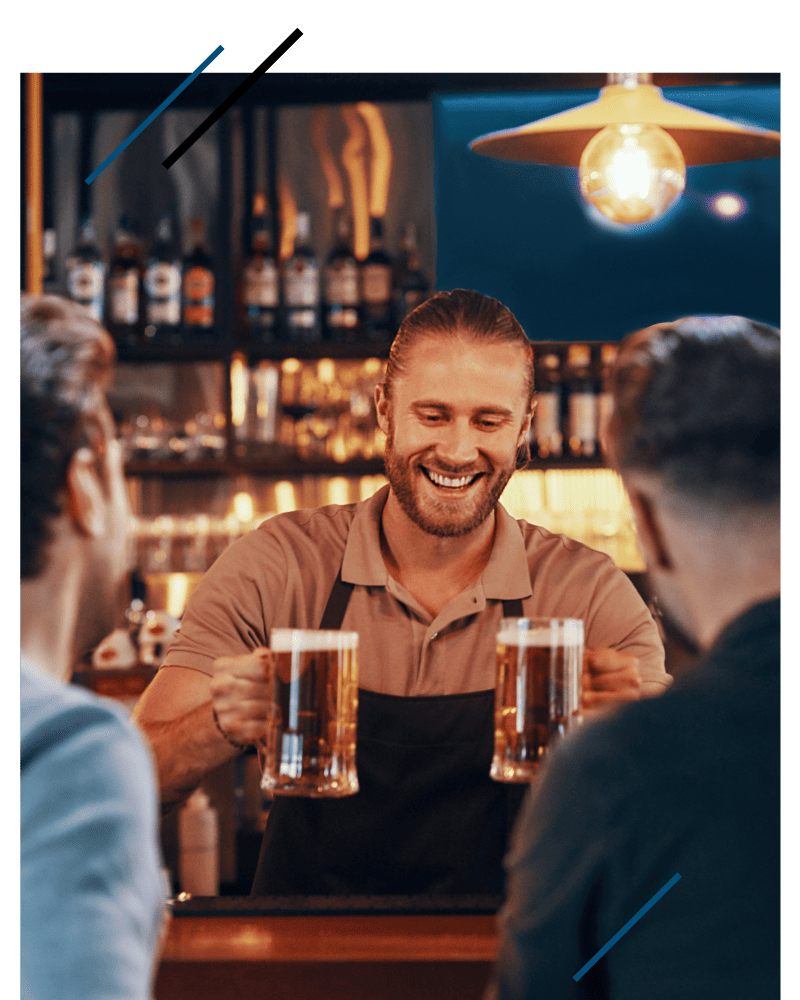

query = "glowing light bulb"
[{"left": 579, "top": 124, "right": 686, "bottom": 224}]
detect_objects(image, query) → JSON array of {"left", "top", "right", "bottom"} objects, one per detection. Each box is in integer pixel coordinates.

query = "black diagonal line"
[{"left": 163, "top": 29, "right": 303, "bottom": 169}]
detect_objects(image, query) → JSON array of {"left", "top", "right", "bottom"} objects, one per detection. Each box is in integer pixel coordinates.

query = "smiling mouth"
[{"left": 421, "top": 466, "right": 484, "bottom": 489}]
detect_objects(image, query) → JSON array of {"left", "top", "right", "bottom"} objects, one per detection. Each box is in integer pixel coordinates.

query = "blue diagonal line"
[
  {"left": 84, "top": 44, "right": 224, "bottom": 184},
  {"left": 573, "top": 873, "right": 681, "bottom": 981}
]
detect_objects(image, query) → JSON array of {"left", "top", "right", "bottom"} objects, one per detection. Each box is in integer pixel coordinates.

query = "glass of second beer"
[
  {"left": 491, "top": 618, "right": 584, "bottom": 783},
  {"left": 261, "top": 629, "right": 359, "bottom": 797}
]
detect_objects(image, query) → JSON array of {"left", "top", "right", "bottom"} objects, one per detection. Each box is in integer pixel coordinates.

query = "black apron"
[{"left": 251, "top": 570, "right": 527, "bottom": 896}]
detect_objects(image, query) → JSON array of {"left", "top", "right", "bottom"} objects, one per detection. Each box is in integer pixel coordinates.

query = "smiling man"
[
  {"left": 375, "top": 330, "right": 536, "bottom": 621},
  {"left": 134, "top": 288, "right": 670, "bottom": 896}
]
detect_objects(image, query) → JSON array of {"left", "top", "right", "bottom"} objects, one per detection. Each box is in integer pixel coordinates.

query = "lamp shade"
[{"left": 469, "top": 84, "right": 780, "bottom": 166}]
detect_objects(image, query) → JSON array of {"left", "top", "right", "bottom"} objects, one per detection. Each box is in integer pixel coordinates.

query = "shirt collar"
[
  {"left": 341, "top": 485, "right": 392, "bottom": 586},
  {"left": 341, "top": 485, "right": 532, "bottom": 598},
  {"left": 482, "top": 502, "right": 533, "bottom": 600}
]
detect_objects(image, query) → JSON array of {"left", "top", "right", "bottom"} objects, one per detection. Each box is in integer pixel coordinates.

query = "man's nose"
[{"left": 433, "top": 418, "right": 480, "bottom": 468}]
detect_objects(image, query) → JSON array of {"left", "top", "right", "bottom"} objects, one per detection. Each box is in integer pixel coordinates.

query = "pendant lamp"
[{"left": 469, "top": 74, "right": 780, "bottom": 224}]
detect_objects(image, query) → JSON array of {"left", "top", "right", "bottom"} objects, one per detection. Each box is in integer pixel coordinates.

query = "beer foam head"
[
  {"left": 497, "top": 618, "right": 583, "bottom": 647},
  {"left": 270, "top": 629, "right": 359, "bottom": 653}
]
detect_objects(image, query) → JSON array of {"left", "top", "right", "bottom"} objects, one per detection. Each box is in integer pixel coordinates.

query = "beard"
[{"left": 383, "top": 430, "right": 517, "bottom": 538}]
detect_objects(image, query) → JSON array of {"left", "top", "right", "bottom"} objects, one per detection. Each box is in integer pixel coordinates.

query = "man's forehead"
[{"left": 403, "top": 335, "right": 527, "bottom": 373}]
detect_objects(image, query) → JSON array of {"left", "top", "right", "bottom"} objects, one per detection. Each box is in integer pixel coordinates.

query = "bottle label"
[
  {"left": 326, "top": 305, "right": 359, "bottom": 328},
  {"left": 243, "top": 260, "right": 279, "bottom": 307},
  {"left": 361, "top": 263, "right": 391, "bottom": 303},
  {"left": 325, "top": 261, "right": 359, "bottom": 305},
  {"left": 535, "top": 392, "right": 561, "bottom": 443},
  {"left": 287, "top": 308, "right": 318, "bottom": 330},
  {"left": 284, "top": 260, "right": 319, "bottom": 306},
  {"left": 183, "top": 267, "right": 215, "bottom": 326},
  {"left": 67, "top": 262, "right": 104, "bottom": 322},
  {"left": 110, "top": 271, "right": 139, "bottom": 324},
  {"left": 569, "top": 393, "right": 597, "bottom": 440},
  {"left": 145, "top": 263, "right": 182, "bottom": 325}
]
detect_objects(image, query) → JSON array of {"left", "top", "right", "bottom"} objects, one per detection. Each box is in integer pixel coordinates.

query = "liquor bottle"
[
  {"left": 565, "top": 343, "right": 598, "bottom": 458},
  {"left": 597, "top": 343, "right": 618, "bottom": 454},
  {"left": 533, "top": 351, "right": 563, "bottom": 459},
  {"left": 242, "top": 192, "right": 279, "bottom": 343},
  {"left": 65, "top": 214, "right": 104, "bottom": 322},
  {"left": 393, "top": 222, "right": 430, "bottom": 327},
  {"left": 182, "top": 217, "right": 215, "bottom": 341},
  {"left": 107, "top": 216, "right": 142, "bottom": 347},
  {"left": 144, "top": 214, "right": 182, "bottom": 345},
  {"left": 282, "top": 211, "right": 321, "bottom": 342},
  {"left": 323, "top": 206, "right": 360, "bottom": 341},
  {"left": 360, "top": 216, "right": 394, "bottom": 340}
]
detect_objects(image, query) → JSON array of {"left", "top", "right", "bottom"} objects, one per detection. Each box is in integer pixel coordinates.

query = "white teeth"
[{"left": 427, "top": 470, "right": 476, "bottom": 488}]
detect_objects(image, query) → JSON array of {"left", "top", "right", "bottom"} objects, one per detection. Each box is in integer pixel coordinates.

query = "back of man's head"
[
  {"left": 607, "top": 315, "right": 779, "bottom": 519},
  {"left": 21, "top": 294, "right": 116, "bottom": 581}
]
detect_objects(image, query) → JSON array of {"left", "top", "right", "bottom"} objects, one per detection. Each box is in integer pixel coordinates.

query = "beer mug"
[
  {"left": 491, "top": 618, "right": 584, "bottom": 783},
  {"left": 261, "top": 629, "right": 359, "bottom": 797}
]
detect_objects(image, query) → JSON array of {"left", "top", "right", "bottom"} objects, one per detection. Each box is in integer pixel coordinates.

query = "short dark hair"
[
  {"left": 21, "top": 294, "right": 116, "bottom": 580},
  {"left": 384, "top": 288, "right": 535, "bottom": 408},
  {"left": 607, "top": 315, "right": 779, "bottom": 509}
]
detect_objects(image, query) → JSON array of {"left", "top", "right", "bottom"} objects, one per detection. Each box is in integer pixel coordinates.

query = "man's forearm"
[{"left": 136, "top": 700, "right": 240, "bottom": 813}]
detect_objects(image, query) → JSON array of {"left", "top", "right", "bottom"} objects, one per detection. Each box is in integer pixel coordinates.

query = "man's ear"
[
  {"left": 518, "top": 399, "right": 535, "bottom": 448},
  {"left": 374, "top": 383, "right": 390, "bottom": 435},
  {"left": 64, "top": 448, "right": 106, "bottom": 538},
  {"left": 627, "top": 487, "right": 674, "bottom": 572}
]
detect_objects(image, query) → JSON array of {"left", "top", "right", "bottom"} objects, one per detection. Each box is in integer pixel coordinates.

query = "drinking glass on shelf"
[
  {"left": 184, "top": 411, "right": 226, "bottom": 461},
  {"left": 129, "top": 413, "right": 170, "bottom": 462}
]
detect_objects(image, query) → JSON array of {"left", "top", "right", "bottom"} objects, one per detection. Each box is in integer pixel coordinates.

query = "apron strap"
[
  {"left": 502, "top": 597, "right": 524, "bottom": 619},
  {"left": 319, "top": 569, "right": 355, "bottom": 630}
]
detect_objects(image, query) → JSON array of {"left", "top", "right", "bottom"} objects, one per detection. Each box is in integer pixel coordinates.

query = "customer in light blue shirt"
[{"left": 20, "top": 294, "right": 166, "bottom": 1000}]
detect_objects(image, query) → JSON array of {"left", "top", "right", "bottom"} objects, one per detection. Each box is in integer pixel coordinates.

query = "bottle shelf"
[
  {"left": 124, "top": 455, "right": 609, "bottom": 479},
  {"left": 125, "top": 457, "right": 388, "bottom": 479},
  {"left": 114, "top": 337, "right": 395, "bottom": 365}
]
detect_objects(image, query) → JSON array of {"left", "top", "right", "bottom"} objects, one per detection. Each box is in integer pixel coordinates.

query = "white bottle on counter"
[{"left": 178, "top": 788, "right": 219, "bottom": 896}]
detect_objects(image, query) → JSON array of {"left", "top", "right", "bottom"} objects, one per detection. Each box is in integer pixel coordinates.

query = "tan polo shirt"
[{"left": 162, "top": 485, "right": 670, "bottom": 696}]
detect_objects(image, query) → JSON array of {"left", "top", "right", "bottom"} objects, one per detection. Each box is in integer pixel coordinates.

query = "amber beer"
[
  {"left": 262, "top": 629, "right": 359, "bottom": 797},
  {"left": 491, "top": 618, "right": 583, "bottom": 783}
]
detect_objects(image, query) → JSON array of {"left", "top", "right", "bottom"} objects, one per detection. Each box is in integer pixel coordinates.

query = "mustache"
[{"left": 419, "top": 459, "right": 488, "bottom": 476}]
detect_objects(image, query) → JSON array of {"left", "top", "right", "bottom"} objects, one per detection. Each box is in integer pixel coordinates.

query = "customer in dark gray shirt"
[{"left": 487, "top": 315, "right": 780, "bottom": 1000}]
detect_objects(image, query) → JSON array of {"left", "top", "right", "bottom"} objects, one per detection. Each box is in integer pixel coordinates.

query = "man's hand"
[
  {"left": 210, "top": 649, "right": 272, "bottom": 745},
  {"left": 582, "top": 647, "right": 641, "bottom": 717}
]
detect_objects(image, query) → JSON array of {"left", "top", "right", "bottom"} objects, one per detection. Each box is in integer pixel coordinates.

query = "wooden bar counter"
[{"left": 156, "top": 896, "right": 500, "bottom": 1000}]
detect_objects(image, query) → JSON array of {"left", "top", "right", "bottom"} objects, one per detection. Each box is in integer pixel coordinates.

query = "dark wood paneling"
[{"left": 42, "top": 73, "right": 781, "bottom": 113}]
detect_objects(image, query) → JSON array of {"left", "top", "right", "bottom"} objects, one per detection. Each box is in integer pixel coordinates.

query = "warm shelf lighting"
[
  {"left": 470, "top": 73, "right": 779, "bottom": 225},
  {"left": 274, "top": 481, "right": 297, "bottom": 514},
  {"left": 233, "top": 491, "right": 255, "bottom": 524},
  {"left": 231, "top": 353, "right": 248, "bottom": 428}
]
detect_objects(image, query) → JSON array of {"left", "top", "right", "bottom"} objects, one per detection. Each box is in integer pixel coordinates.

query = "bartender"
[{"left": 133, "top": 288, "right": 670, "bottom": 896}]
